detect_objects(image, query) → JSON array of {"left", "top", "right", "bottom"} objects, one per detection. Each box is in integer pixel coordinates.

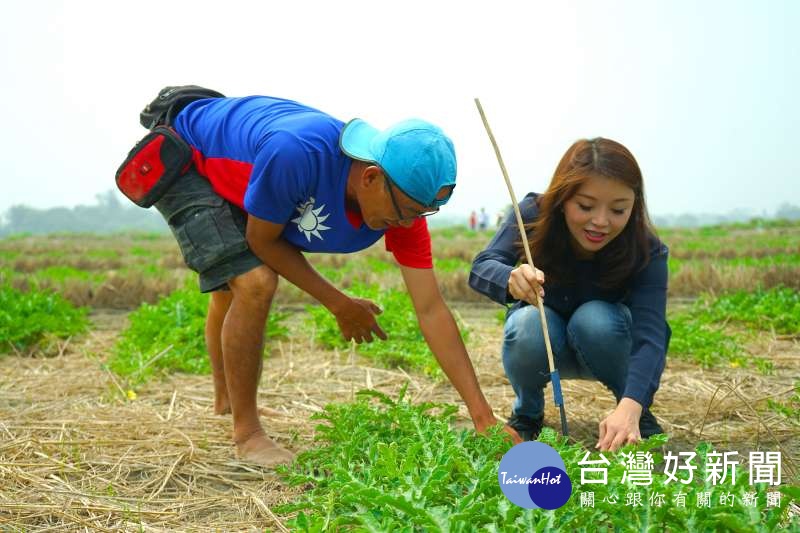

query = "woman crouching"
[{"left": 469, "top": 137, "right": 670, "bottom": 452}]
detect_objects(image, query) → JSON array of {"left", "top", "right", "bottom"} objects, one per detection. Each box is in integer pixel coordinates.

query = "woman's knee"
[
  {"left": 502, "top": 306, "right": 558, "bottom": 373},
  {"left": 567, "top": 300, "right": 632, "bottom": 353}
]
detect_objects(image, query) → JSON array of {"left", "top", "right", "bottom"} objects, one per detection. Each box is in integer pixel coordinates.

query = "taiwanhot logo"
[{"left": 498, "top": 441, "right": 572, "bottom": 509}]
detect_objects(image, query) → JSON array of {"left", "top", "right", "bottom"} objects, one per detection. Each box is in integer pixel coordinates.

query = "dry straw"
[{"left": 1, "top": 299, "right": 798, "bottom": 529}]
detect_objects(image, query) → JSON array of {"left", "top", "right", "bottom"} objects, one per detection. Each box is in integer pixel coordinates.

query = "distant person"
[
  {"left": 125, "top": 90, "right": 516, "bottom": 467},
  {"left": 478, "top": 207, "right": 489, "bottom": 230},
  {"left": 469, "top": 210, "right": 477, "bottom": 231},
  {"left": 495, "top": 210, "right": 505, "bottom": 229},
  {"left": 469, "top": 137, "right": 669, "bottom": 452}
]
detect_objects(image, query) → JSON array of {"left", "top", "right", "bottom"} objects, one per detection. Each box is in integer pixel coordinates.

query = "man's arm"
[
  {"left": 246, "top": 214, "right": 386, "bottom": 343},
  {"left": 399, "top": 264, "right": 499, "bottom": 433}
]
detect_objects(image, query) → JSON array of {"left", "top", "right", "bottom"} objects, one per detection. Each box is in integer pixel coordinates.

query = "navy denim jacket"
[{"left": 468, "top": 193, "right": 670, "bottom": 408}]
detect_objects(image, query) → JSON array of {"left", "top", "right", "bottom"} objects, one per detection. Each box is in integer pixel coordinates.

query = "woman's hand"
[
  {"left": 508, "top": 264, "right": 545, "bottom": 305},
  {"left": 596, "top": 398, "right": 643, "bottom": 452}
]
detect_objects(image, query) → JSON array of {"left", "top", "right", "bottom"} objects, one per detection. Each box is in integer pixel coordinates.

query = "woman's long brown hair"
[{"left": 523, "top": 137, "right": 657, "bottom": 289}]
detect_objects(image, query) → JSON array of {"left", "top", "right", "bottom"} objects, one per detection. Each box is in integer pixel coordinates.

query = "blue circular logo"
[{"left": 498, "top": 441, "right": 572, "bottom": 509}]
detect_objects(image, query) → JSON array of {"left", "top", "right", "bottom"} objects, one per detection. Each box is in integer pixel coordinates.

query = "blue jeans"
[{"left": 502, "top": 301, "right": 633, "bottom": 418}]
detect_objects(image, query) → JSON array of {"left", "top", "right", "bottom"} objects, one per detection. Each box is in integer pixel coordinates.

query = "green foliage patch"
[
  {"left": 306, "top": 283, "right": 467, "bottom": 377},
  {"left": 110, "top": 285, "right": 288, "bottom": 383},
  {"left": 701, "top": 287, "right": 800, "bottom": 335},
  {"left": 768, "top": 381, "right": 800, "bottom": 425},
  {"left": 0, "top": 285, "right": 89, "bottom": 354},
  {"left": 30, "top": 266, "right": 105, "bottom": 284},
  {"left": 0, "top": 249, "right": 20, "bottom": 261},
  {"left": 669, "top": 287, "right": 799, "bottom": 373},
  {"left": 278, "top": 389, "right": 799, "bottom": 531},
  {"left": 668, "top": 313, "right": 757, "bottom": 370},
  {"left": 433, "top": 257, "right": 471, "bottom": 273}
]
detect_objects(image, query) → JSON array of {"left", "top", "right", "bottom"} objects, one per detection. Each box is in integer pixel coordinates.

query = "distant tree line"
[
  {"left": 489, "top": 203, "right": 800, "bottom": 229},
  {"left": 0, "top": 192, "right": 798, "bottom": 237},
  {"left": 652, "top": 203, "right": 800, "bottom": 228},
  {"left": 0, "top": 191, "right": 168, "bottom": 237}
]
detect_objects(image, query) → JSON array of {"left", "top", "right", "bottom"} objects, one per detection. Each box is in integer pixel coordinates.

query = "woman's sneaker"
[
  {"left": 639, "top": 409, "right": 664, "bottom": 438},
  {"left": 506, "top": 412, "right": 544, "bottom": 441}
]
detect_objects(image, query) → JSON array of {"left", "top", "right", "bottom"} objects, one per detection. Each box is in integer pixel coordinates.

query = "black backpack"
[{"left": 139, "top": 85, "right": 225, "bottom": 130}]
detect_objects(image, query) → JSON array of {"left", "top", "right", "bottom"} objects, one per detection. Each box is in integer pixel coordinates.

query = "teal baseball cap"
[{"left": 339, "top": 118, "right": 457, "bottom": 208}]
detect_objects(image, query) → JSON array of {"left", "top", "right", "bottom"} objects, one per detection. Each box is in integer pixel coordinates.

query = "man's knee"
[
  {"left": 228, "top": 266, "right": 279, "bottom": 307},
  {"left": 209, "top": 290, "right": 234, "bottom": 314}
]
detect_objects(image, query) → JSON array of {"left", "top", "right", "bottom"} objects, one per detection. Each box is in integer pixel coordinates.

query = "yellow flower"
[{"left": 126, "top": 389, "right": 137, "bottom": 400}]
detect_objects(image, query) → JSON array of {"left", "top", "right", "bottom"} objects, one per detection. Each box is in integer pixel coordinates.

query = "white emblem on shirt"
[{"left": 291, "top": 197, "right": 331, "bottom": 242}]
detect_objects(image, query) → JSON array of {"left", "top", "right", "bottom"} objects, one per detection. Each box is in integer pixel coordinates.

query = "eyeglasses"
[{"left": 384, "top": 175, "right": 440, "bottom": 222}]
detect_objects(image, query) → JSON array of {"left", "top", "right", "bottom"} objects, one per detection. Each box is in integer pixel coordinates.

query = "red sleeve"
[{"left": 384, "top": 217, "right": 433, "bottom": 268}]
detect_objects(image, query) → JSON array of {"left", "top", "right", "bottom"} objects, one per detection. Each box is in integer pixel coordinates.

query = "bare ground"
[{"left": 0, "top": 303, "right": 797, "bottom": 531}]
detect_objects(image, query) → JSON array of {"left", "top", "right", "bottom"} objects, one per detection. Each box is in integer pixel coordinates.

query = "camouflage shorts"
[{"left": 154, "top": 167, "right": 262, "bottom": 292}]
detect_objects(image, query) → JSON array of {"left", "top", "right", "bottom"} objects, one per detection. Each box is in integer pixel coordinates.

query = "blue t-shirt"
[{"left": 173, "top": 96, "right": 387, "bottom": 254}]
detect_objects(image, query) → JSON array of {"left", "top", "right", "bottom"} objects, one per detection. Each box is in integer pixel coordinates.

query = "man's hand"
[
  {"left": 473, "top": 415, "right": 523, "bottom": 445},
  {"left": 332, "top": 297, "right": 387, "bottom": 344},
  {"left": 503, "top": 424, "right": 523, "bottom": 445},
  {"left": 508, "top": 264, "right": 545, "bottom": 305},
  {"left": 596, "top": 398, "right": 643, "bottom": 452}
]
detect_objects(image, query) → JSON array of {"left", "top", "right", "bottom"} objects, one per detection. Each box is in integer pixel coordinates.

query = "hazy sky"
[{"left": 1, "top": 1, "right": 798, "bottom": 218}]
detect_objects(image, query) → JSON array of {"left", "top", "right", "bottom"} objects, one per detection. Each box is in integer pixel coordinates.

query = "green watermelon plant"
[
  {"left": 306, "top": 283, "right": 468, "bottom": 377},
  {"left": 768, "top": 381, "right": 800, "bottom": 425},
  {"left": 0, "top": 284, "right": 89, "bottom": 354},
  {"left": 668, "top": 287, "right": 800, "bottom": 373},
  {"left": 110, "top": 284, "right": 288, "bottom": 383},
  {"left": 278, "top": 388, "right": 799, "bottom": 531}
]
